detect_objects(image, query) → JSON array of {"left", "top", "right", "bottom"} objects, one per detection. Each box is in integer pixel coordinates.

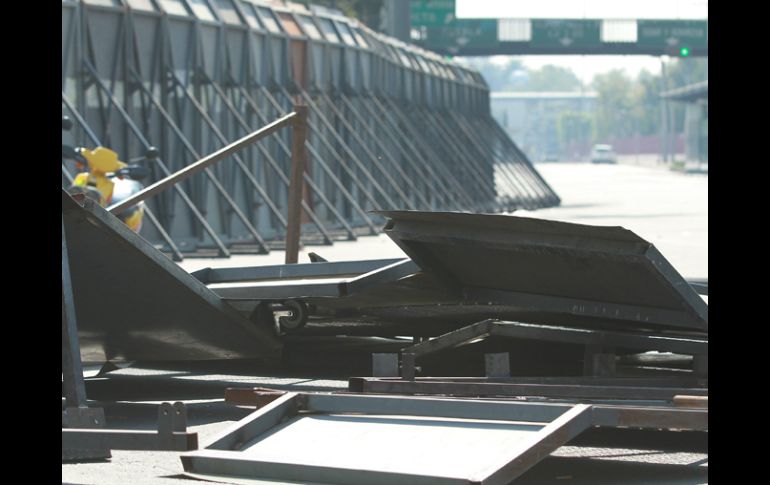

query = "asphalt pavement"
[{"left": 63, "top": 161, "right": 708, "bottom": 484}]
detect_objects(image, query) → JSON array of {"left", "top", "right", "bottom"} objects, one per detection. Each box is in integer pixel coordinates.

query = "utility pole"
[{"left": 660, "top": 57, "right": 670, "bottom": 164}]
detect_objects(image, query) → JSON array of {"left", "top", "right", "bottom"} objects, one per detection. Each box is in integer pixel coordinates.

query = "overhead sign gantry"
[{"left": 410, "top": 0, "right": 708, "bottom": 56}]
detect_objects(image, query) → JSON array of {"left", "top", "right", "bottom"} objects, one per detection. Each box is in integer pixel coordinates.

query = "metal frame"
[
  {"left": 62, "top": 214, "right": 89, "bottom": 411},
  {"left": 395, "top": 319, "right": 708, "bottom": 380},
  {"left": 181, "top": 392, "right": 593, "bottom": 484},
  {"left": 63, "top": 402, "right": 198, "bottom": 455},
  {"left": 63, "top": 0, "right": 560, "bottom": 257},
  {"left": 205, "top": 258, "right": 420, "bottom": 300},
  {"left": 192, "top": 257, "right": 408, "bottom": 284},
  {"left": 181, "top": 392, "right": 706, "bottom": 484}
]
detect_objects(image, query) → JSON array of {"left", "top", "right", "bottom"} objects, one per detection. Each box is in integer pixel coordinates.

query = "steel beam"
[
  {"left": 263, "top": 86, "right": 386, "bottom": 218},
  {"left": 236, "top": 85, "right": 369, "bottom": 236},
  {"left": 200, "top": 75, "right": 338, "bottom": 244}
]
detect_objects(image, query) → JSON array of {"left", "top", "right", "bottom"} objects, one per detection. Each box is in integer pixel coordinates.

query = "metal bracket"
[
  {"left": 372, "top": 353, "right": 399, "bottom": 377},
  {"left": 62, "top": 406, "right": 110, "bottom": 461},
  {"left": 62, "top": 401, "right": 198, "bottom": 459}
]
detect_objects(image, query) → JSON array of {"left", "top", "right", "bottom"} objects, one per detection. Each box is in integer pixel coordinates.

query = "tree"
[
  {"left": 666, "top": 58, "right": 708, "bottom": 88},
  {"left": 521, "top": 65, "right": 583, "bottom": 92},
  {"left": 591, "top": 70, "right": 636, "bottom": 140},
  {"left": 631, "top": 69, "right": 662, "bottom": 136}
]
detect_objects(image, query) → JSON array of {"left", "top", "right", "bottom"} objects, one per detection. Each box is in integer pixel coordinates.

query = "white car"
[{"left": 590, "top": 144, "right": 617, "bottom": 164}]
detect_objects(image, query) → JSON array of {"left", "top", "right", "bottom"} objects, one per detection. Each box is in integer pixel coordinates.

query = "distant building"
[{"left": 491, "top": 91, "right": 597, "bottom": 161}]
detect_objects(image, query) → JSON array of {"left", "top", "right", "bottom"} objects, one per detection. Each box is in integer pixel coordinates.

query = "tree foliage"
[
  {"left": 591, "top": 69, "right": 635, "bottom": 141},
  {"left": 631, "top": 69, "right": 662, "bottom": 136},
  {"left": 521, "top": 65, "right": 583, "bottom": 92}
]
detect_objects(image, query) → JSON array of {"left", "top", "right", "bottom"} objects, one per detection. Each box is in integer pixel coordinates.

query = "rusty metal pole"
[{"left": 285, "top": 104, "right": 308, "bottom": 264}]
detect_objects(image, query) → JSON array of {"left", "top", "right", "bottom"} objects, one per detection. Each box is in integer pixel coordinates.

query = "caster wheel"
[{"left": 278, "top": 300, "right": 308, "bottom": 331}]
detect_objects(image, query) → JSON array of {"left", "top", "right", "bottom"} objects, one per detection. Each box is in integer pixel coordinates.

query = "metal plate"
[
  {"left": 62, "top": 191, "right": 282, "bottom": 363},
  {"left": 181, "top": 393, "right": 593, "bottom": 484},
  {"left": 201, "top": 258, "right": 420, "bottom": 300},
  {"left": 376, "top": 211, "right": 708, "bottom": 332}
]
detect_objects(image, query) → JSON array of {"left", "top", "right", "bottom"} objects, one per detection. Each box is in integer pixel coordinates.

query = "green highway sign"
[
  {"left": 410, "top": 0, "right": 456, "bottom": 28},
  {"left": 531, "top": 19, "right": 601, "bottom": 48},
  {"left": 637, "top": 20, "right": 708, "bottom": 48},
  {"left": 421, "top": 20, "right": 499, "bottom": 51},
  {"left": 411, "top": 0, "right": 498, "bottom": 51},
  {"left": 409, "top": 10, "right": 707, "bottom": 56}
]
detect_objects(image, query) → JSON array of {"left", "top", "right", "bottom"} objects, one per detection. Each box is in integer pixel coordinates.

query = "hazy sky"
[
  {"left": 454, "top": 1, "right": 707, "bottom": 83},
  {"left": 513, "top": 55, "right": 664, "bottom": 83}
]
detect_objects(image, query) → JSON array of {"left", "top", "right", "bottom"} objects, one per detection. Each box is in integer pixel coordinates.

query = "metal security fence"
[{"left": 62, "top": 0, "right": 560, "bottom": 258}]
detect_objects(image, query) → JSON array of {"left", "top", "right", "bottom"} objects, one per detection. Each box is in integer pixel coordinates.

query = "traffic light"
[{"left": 679, "top": 46, "right": 691, "bottom": 57}]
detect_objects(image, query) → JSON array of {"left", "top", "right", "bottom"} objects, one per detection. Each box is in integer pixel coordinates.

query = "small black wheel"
[{"left": 278, "top": 300, "right": 308, "bottom": 330}]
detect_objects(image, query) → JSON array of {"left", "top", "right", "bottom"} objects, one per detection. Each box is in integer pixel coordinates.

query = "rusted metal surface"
[
  {"left": 592, "top": 405, "right": 707, "bottom": 431},
  {"left": 348, "top": 377, "right": 707, "bottom": 401},
  {"left": 673, "top": 395, "right": 709, "bottom": 408},
  {"left": 285, "top": 105, "right": 309, "bottom": 264}
]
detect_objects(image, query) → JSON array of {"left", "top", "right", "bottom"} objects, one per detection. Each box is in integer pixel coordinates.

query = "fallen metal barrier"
[
  {"left": 181, "top": 392, "right": 705, "bottom": 484},
  {"left": 63, "top": 202, "right": 199, "bottom": 461},
  {"left": 62, "top": 191, "right": 282, "bottom": 363},
  {"left": 377, "top": 210, "right": 708, "bottom": 332},
  {"left": 196, "top": 211, "right": 707, "bottom": 340}
]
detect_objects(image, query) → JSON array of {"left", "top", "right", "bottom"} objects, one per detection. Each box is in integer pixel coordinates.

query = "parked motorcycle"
[{"left": 62, "top": 116, "right": 154, "bottom": 232}]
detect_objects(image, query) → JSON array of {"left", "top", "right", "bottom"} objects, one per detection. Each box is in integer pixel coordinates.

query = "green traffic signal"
[{"left": 680, "top": 46, "right": 691, "bottom": 57}]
